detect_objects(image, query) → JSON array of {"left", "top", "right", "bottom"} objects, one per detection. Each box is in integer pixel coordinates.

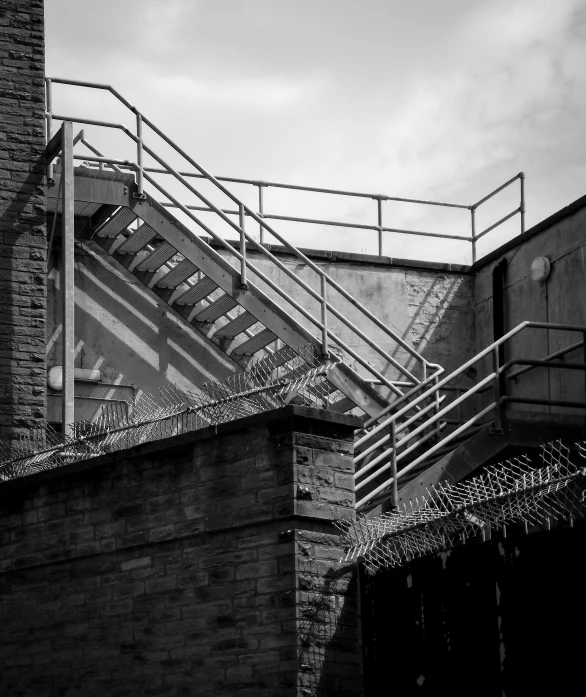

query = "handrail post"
[
  {"left": 238, "top": 203, "right": 248, "bottom": 288},
  {"left": 320, "top": 274, "right": 329, "bottom": 357},
  {"left": 134, "top": 112, "right": 145, "bottom": 199},
  {"left": 377, "top": 197, "right": 383, "bottom": 256},
  {"left": 257, "top": 183, "right": 265, "bottom": 245},
  {"left": 389, "top": 421, "right": 398, "bottom": 510},
  {"left": 519, "top": 172, "right": 525, "bottom": 235},
  {"left": 471, "top": 206, "right": 477, "bottom": 264},
  {"left": 45, "top": 78, "right": 54, "bottom": 184}
]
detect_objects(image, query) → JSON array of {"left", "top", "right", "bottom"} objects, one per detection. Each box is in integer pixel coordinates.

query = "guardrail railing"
[
  {"left": 354, "top": 322, "right": 586, "bottom": 511},
  {"left": 44, "top": 78, "right": 445, "bottom": 406}
]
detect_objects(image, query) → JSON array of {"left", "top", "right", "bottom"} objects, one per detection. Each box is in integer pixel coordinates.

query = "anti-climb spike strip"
[
  {"left": 335, "top": 440, "right": 586, "bottom": 574},
  {"left": 0, "top": 345, "right": 343, "bottom": 482}
]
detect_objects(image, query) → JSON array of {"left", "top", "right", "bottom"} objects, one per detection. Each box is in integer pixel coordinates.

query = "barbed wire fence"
[
  {"left": 336, "top": 440, "right": 586, "bottom": 573},
  {"left": 0, "top": 345, "right": 344, "bottom": 482}
]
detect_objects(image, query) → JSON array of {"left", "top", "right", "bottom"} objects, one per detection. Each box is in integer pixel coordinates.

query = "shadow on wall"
[
  {"left": 47, "top": 244, "right": 237, "bottom": 399},
  {"left": 298, "top": 565, "right": 362, "bottom": 697}
]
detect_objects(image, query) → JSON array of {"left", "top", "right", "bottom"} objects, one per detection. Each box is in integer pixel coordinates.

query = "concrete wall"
[
  {"left": 0, "top": 0, "right": 46, "bottom": 439},
  {"left": 0, "top": 406, "right": 362, "bottom": 696},
  {"left": 49, "top": 234, "right": 476, "bottom": 415},
  {"left": 474, "top": 195, "right": 586, "bottom": 415},
  {"left": 217, "top": 246, "right": 475, "bottom": 386},
  {"left": 46, "top": 239, "right": 238, "bottom": 422}
]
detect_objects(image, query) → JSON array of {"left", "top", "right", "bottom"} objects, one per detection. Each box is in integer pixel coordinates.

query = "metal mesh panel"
[
  {"left": 337, "top": 440, "right": 586, "bottom": 573},
  {"left": 0, "top": 345, "right": 345, "bottom": 482}
]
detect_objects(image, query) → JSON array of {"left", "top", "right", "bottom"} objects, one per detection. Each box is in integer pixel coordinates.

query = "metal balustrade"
[
  {"left": 354, "top": 322, "right": 586, "bottom": 511},
  {"left": 44, "top": 77, "right": 444, "bottom": 402}
]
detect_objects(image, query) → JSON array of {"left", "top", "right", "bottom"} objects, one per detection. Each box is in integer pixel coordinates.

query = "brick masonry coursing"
[
  {"left": 0, "top": 0, "right": 47, "bottom": 439},
  {"left": 0, "top": 406, "right": 363, "bottom": 696}
]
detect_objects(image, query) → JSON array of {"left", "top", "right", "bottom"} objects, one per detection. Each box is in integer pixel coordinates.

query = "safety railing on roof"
[
  {"left": 44, "top": 77, "right": 447, "bottom": 403},
  {"left": 354, "top": 322, "right": 586, "bottom": 511},
  {"left": 46, "top": 80, "right": 525, "bottom": 264}
]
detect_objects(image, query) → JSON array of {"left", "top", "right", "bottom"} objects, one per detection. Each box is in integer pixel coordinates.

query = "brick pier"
[{"left": 0, "top": 406, "right": 363, "bottom": 696}]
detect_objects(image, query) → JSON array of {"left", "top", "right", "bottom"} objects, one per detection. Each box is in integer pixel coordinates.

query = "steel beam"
[{"left": 61, "top": 122, "right": 75, "bottom": 436}]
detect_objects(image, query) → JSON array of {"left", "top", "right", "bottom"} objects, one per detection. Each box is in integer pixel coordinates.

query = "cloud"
[{"left": 153, "top": 74, "right": 324, "bottom": 110}]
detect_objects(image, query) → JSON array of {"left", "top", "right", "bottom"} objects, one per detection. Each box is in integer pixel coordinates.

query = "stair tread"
[
  {"left": 174, "top": 276, "right": 217, "bottom": 306},
  {"left": 96, "top": 208, "right": 137, "bottom": 238},
  {"left": 156, "top": 260, "right": 198, "bottom": 289},
  {"left": 193, "top": 294, "right": 238, "bottom": 323},
  {"left": 116, "top": 223, "right": 158, "bottom": 254},
  {"left": 135, "top": 242, "right": 177, "bottom": 272},
  {"left": 213, "top": 311, "right": 257, "bottom": 339},
  {"left": 233, "top": 328, "right": 277, "bottom": 356}
]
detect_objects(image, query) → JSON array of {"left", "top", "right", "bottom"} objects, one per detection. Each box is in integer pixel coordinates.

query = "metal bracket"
[
  {"left": 489, "top": 425, "right": 504, "bottom": 436},
  {"left": 132, "top": 192, "right": 147, "bottom": 200}
]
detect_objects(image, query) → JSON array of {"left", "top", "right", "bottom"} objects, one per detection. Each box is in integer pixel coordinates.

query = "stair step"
[
  {"left": 135, "top": 242, "right": 177, "bottom": 272},
  {"left": 193, "top": 294, "right": 238, "bottom": 324},
  {"left": 96, "top": 208, "right": 137, "bottom": 238},
  {"left": 174, "top": 276, "right": 217, "bottom": 306},
  {"left": 213, "top": 311, "right": 258, "bottom": 339},
  {"left": 156, "top": 260, "right": 198, "bottom": 289},
  {"left": 232, "top": 328, "right": 277, "bottom": 356},
  {"left": 116, "top": 223, "right": 158, "bottom": 254}
]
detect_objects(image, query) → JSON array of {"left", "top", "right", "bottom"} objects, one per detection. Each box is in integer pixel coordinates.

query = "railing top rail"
[
  {"left": 356, "top": 321, "right": 586, "bottom": 446},
  {"left": 472, "top": 172, "right": 523, "bottom": 209},
  {"left": 46, "top": 77, "right": 470, "bottom": 211}
]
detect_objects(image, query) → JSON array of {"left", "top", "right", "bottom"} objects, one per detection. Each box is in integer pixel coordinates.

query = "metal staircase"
[{"left": 43, "top": 78, "right": 586, "bottom": 512}]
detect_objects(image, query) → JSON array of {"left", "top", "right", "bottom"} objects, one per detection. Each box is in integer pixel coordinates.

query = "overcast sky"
[{"left": 45, "top": 0, "right": 586, "bottom": 262}]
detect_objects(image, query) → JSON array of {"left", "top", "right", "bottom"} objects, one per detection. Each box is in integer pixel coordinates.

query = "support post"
[
  {"left": 135, "top": 112, "right": 145, "bottom": 198},
  {"left": 377, "top": 197, "right": 383, "bottom": 256},
  {"left": 519, "top": 171, "right": 525, "bottom": 235},
  {"left": 238, "top": 203, "right": 248, "bottom": 288},
  {"left": 45, "top": 78, "right": 53, "bottom": 184},
  {"left": 390, "top": 420, "right": 398, "bottom": 509},
  {"left": 61, "top": 121, "right": 75, "bottom": 437},
  {"left": 320, "top": 274, "right": 329, "bottom": 357},
  {"left": 257, "top": 183, "right": 265, "bottom": 245},
  {"left": 471, "top": 207, "right": 477, "bottom": 264}
]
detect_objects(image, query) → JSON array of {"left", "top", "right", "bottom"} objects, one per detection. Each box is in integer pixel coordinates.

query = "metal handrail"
[
  {"left": 354, "top": 322, "right": 586, "bottom": 509},
  {"left": 45, "top": 77, "right": 444, "bottom": 403}
]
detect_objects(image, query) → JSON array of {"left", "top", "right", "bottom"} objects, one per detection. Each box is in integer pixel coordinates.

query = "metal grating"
[
  {"left": 174, "top": 276, "right": 217, "bottom": 305},
  {"left": 47, "top": 198, "right": 103, "bottom": 217},
  {"left": 337, "top": 441, "right": 586, "bottom": 573},
  {"left": 115, "top": 223, "right": 158, "bottom": 254},
  {"left": 155, "top": 259, "right": 198, "bottom": 289},
  {"left": 96, "top": 208, "right": 137, "bottom": 238},
  {"left": 135, "top": 241, "right": 177, "bottom": 271}
]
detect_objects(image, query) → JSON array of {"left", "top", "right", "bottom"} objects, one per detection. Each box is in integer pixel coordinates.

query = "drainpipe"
[{"left": 492, "top": 258, "right": 508, "bottom": 407}]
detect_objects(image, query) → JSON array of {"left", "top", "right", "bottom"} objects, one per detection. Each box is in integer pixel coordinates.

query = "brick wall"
[
  {"left": 0, "top": 0, "right": 46, "bottom": 439},
  {"left": 0, "top": 406, "right": 363, "bottom": 696}
]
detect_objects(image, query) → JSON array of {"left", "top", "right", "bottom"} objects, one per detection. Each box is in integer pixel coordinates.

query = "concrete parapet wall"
[{"left": 0, "top": 406, "right": 362, "bottom": 696}]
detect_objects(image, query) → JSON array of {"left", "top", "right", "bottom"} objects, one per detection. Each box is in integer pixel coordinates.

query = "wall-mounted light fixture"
[{"left": 531, "top": 256, "right": 551, "bottom": 282}]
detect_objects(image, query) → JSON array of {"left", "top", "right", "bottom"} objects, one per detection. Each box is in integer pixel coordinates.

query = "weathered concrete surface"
[
  {"left": 47, "top": 236, "right": 475, "bottom": 416},
  {"left": 47, "top": 240, "right": 237, "bottom": 419},
  {"left": 474, "top": 194, "right": 586, "bottom": 415},
  {"left": 215, "top": 246, "right": 475, "bottom": 386}
]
